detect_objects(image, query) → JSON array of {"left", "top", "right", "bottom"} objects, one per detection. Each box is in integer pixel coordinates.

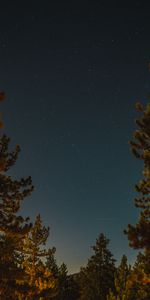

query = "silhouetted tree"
[
  {"left": 46, "top": 250, "right": 59, "bottom": 278},
  {"left": 46, "top": 253, "right": 79, "bottom": 300},
  {"left": 78, "top": 233, "right": 116, "bottom": 300}
]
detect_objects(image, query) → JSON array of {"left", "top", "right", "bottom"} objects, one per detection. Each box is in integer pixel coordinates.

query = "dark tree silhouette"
[
  {"left": 79, "top": 233, "right": 116, "bottom": 300},
  {"left": 46, "top": 252, "right": 79, "bottom": 300}
]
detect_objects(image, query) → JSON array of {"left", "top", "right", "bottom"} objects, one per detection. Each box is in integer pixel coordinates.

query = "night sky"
[{"left": 1, "top": 1, "right": 150, "bottom": 273}]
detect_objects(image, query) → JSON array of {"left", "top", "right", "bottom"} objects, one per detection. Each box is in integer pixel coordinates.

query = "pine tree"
[
  {"left": 79, "top": 233, "right": 116, "bottom": 300},
  {"left": 0, "top": 134, "right": 34, "bottom": 299},
  {"left": 127, "top": 252, "right": 150, "bottom": 300},
  {"left": 21, "top": 214, "right": 57, "bottom": 299},
  {"left": 124, "top": 102, "right": 150, "bottom": 252},
  {"left": 124, "top": 102, "right": 150, "bottom": 299}
]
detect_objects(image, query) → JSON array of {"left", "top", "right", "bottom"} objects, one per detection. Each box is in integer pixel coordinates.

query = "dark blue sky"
[{"left": 1, "top": 1, "right": 150, "bottom": 273}]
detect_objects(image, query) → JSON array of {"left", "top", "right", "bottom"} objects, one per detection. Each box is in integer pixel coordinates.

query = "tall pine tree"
[
  {"left": 0, "top": 134, "right": 34, "bottom": 299},
  {"left": 124, "top": 102, "right": 150, "bottom": 252},
  {"left": 21, "top": 214, "right": 57, "bottom": 299},
  {"left": 79, "top": 233, "right": 116, "bottom": 300},
  {"left": 0, "top": 92, "right": 34, "bottom": 298},
  {"left": 124, "top": 102, "right": 150, "bottom": 297}
]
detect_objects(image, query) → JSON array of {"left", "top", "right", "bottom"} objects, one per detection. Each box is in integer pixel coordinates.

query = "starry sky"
[{"left": 0, "top": 1, "right": 150, "bottom": 273}]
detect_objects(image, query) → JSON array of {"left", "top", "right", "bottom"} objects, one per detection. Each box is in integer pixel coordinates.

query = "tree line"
[{"left": 0, "top": 93, "right": 150, "bottom": 299}]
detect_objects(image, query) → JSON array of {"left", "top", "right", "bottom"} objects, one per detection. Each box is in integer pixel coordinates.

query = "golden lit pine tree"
[
  {"left": 0, "top": 93, "right": 57, "bottom": 299},
  {"left": 126, "top": 252, "right": 150, "bottom": 299},
  {"left": 21, "top": 214, "right": 57, "bottom": 299},
  {"left": 0, "top": 134, "right": 34, "bottom": 299}
]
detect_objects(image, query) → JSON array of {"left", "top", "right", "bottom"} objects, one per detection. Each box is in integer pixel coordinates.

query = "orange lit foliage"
[
  {"left": 107, "top": 253, "right": 150, "bottom": 300},
  {"left": 0, "top": 96, "right": 56, "bottom": 299},
  {"left": 0, "top": 134, "right": 33, "bottom": 299},
  {"left": 21, "top": 214, "right": 57, "bottom": 299},
  {"left": 123, "top": 252, "right": 150, "bottom": 300}
]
